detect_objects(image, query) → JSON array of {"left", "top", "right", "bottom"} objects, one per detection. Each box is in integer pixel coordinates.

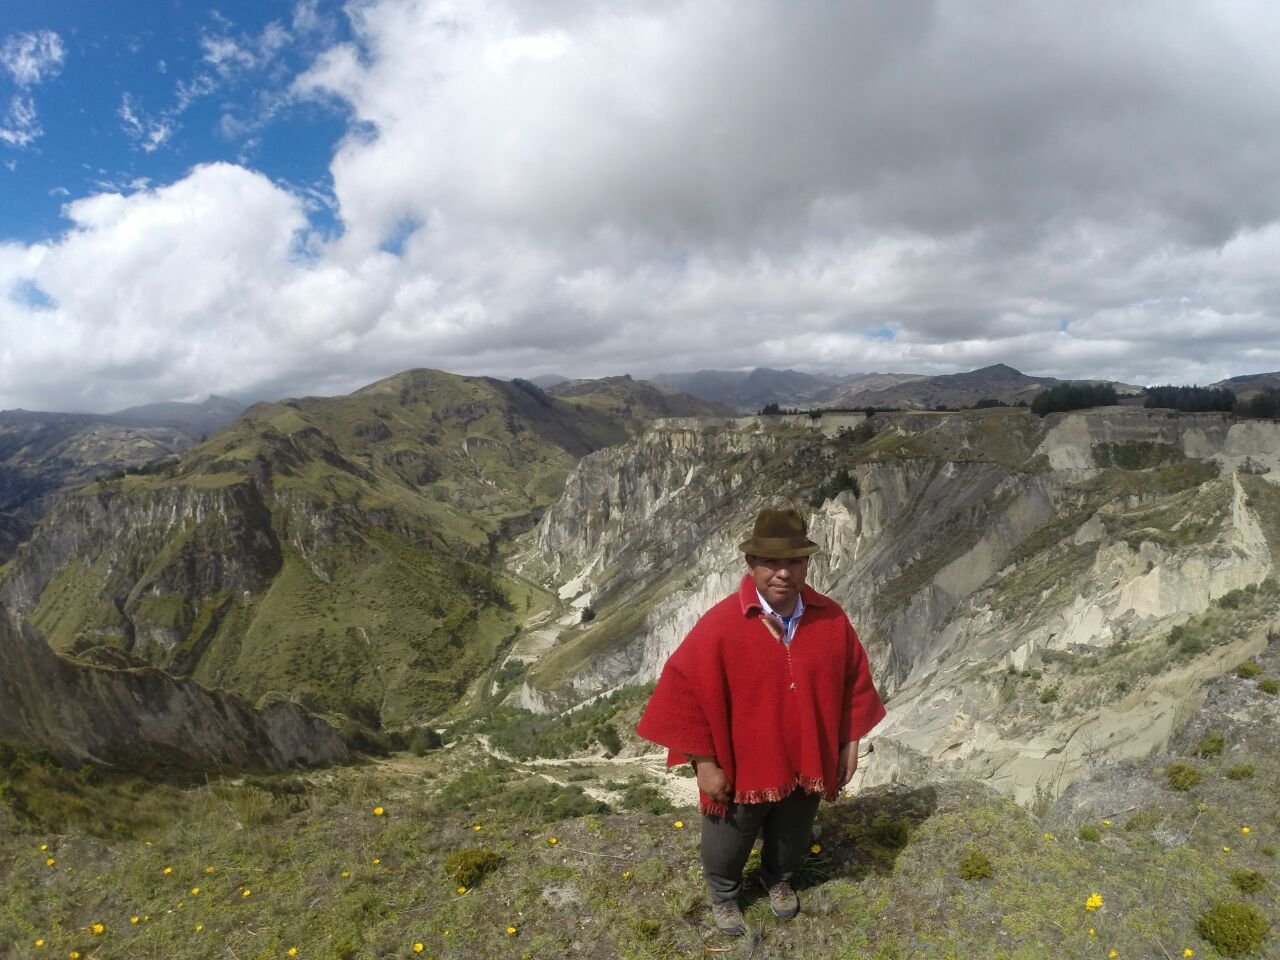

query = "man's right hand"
[{"left": 694, "top": 759, "right": 732, "bottom": 805}]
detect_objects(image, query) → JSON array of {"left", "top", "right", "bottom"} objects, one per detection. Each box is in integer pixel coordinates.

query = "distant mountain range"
[{"left": 654, "top": 364, "right": 1159, "bottom": 412}]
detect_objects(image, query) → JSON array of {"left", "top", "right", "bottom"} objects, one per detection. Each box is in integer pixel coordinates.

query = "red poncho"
[{"left": 636, "top": 575, "right": 885, "bottom": 815}]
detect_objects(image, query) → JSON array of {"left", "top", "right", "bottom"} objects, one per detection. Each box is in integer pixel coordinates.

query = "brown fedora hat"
[{"left": 739, "top": 507, "right": 820, "bottom": 558}]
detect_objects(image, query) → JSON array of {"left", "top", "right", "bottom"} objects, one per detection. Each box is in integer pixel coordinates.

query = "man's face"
[{"left": 746, "top": 554, "right": 809, "bottom": 614}]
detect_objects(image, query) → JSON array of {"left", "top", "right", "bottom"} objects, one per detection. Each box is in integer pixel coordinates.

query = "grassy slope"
[
  {"left": 3, "top": 632, "right": 1278, "bottom": 959},
  {"left": 14, "top": 370, "right": 682, "bottom": 724}
]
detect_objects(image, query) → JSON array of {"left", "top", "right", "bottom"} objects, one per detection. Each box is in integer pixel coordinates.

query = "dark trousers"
[{"left": 700, "top": 788, "right": 821, "bottom": 905}]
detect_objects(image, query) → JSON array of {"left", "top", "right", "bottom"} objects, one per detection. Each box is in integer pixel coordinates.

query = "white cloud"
[
  {"left": 117, "top": 94, "right": 172, "bottom": 153},
  {"left": 0, "top": 95, "right": 41, "bottom": 148},
  {"left": 8, "top": 1, "right": 1280, "bottom": 410},
  {"left": 0, "top": 30, "right": 64, "bottom": 87}
]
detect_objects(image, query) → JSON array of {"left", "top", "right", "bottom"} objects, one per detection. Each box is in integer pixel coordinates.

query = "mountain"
[
  {"left": 107, "top": 394, "right": 245, "bottom": 436},
  {"left": 0, "top": 369, "right": 702, "bottom": 727},
  {"left": 523, "top": 404, "right": 1280, "bottom": 806},
  {"left": 546, "top": 374, "right": 734, "bottom": 428},
  {"left": 824, "top": 362, "right": 1134, "bottom": 410},
  {"left": 651, "top": 367, "right": 852, "bottom": 411},
  {"left": 0, "top": 604, "right": 345, "bottom": 771},
  {"left": 1210, "top": 370, "right": 1280, "bottom": 399},
  {"left": 528, "top": 373, "right": 570, "bottom": 388}
]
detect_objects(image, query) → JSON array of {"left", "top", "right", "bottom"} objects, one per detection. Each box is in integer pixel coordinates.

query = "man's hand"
[
  {"left": 692, "top": 757, "right": 732, "bottom": 805},
  {"left": 836, "top": 740, "right": 859, "bottom": 789}
]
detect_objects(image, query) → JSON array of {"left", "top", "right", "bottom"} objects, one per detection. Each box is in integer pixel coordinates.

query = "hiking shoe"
[
  {"left": 760, "top": 877, "right": 799, "bottom": 920},
  {"left": 711, "top": 901, "right": 748, "bottom": 937}
]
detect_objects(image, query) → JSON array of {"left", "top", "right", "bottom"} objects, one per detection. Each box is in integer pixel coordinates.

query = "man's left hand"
[{"left": 836, "top": 740, "right": 859, "bottom": 788}]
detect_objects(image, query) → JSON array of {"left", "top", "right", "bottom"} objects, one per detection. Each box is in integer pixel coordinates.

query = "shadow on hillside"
[{"left": 753, "top": 784, "right": 939, "bottom": 901}]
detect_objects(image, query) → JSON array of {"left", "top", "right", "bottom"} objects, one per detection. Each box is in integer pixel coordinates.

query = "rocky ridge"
[{"left": 522, "top": 406, "right": 1280, "bottom": 804}]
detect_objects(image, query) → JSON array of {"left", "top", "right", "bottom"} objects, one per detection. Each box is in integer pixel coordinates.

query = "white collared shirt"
[{"left": 756, "top": 589, "right": 805, "bottom": 646}]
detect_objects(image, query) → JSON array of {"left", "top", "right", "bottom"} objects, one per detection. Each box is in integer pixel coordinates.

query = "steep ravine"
[{"left": 523, "top": 408, "right": 1280, "bottom": 803}]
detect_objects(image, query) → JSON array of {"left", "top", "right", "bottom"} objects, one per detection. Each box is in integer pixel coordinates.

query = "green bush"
[
  {"left": 1259, "top": 678, "right": 1279, "bottom": 695},
  {"left": 1195, "top": 901, "right": 1270, "bottom": 957},
  {"left": 619, "top": 781, "right": 675, "bottom": 815},
  {"left": 1196, "top": 734, "right": 1226, "bottom": 758},
  {"left": 1230, "top": 870, "right": 1267, "bottom": 894},
  {"left": 1236, "top": 660, "right": 1263, "bottom": 679},
  {"left": 1227, "top": 765, "right": 1256, "bottom": 780},
  {"left": 445, "top": 848, "right": 502, "bottom": 887},
  {"left": 1079, "top": 825, "right": 1101, "bottom": 842},
  {"left": 1039, "top": 686, "right": 1059, "bottom": 704},
  {"left": 1167, "top": 763, "right": 1202, "bottom": 791},
  {"left": 1262, "top": 845, "right": 1276, "bottom": 858},
  {"left": 957, "top": 847, "right": 993, "bottom": 880}
]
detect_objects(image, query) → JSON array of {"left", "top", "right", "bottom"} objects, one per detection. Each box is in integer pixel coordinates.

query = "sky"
[{"left": 3, "top": 1, "right": 1280, "bottom": 412}]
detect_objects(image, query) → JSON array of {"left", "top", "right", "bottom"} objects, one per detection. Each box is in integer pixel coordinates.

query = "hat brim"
[{"left": 739, "top": 538, "right": 821, "bottom": 558}]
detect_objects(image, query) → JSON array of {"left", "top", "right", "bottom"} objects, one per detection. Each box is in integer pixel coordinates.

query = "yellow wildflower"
[
  {"left": 413, "top": 945, "right": 424, "bottom": 954},
  {"left": 35, "top": 939, "right": 45, "bottom": 948},
  {"left": 674, "top": 820, "right": 685, "bottom": 829},
  {"left": 91, "top": 923, "right": 105, "bottom": 935},
  {"left": 374, "top": 806, "right": 385, "bottom": 816},
  {"left": 507, "top": 926, "right": 518, "bottom": 935},
  {"left": 130, "top": 916, "right": 140, "bottom": 925},
  {"left": 71, "top": 953, "right": 80, "bottom": 959},
  {"left": 1242, "top": 826, "right": 1251, "bottom": 834},
  {"left": 457, "top": 886, "right": 467, "bottom": 895},
  {"left": 373, "top": 858, "right": 381, "bottom": 865},
  {"left": 1223, "top": 846, "right": 1231, "bottom": 853},
  {"left": 474, "top": 824, "right": 483, "bottom": 831},
  {"left": 163, "top": 866, "right": 173, "bottom": 875},
  {"left": 195, "top": 924, "right": 204, "bottom": 932},
  {"left": 205, "top": 866, "right": 215, "bottom": 874},
  {"left": 40, "top": 844, "right": 48, "bottom": 851},
  {"left": 1042, "top": 832, "right": 1055, "bottom": 841},
  {"left": 242, "top": 889, "right": 252, "bottom": 897},
  {"left": 548, "top": 836, "right": 558, "bottom": 845},
  {"left": 1102, "top": 819, "right": 1112, "bottom": 826},
  {"left": 145, "top": 840, "right": 152, "bottom": 846},
  {"left": 46, "top": 858, "right": 55, "bottom": 867},
  {"left": 341, "top": 870, "right": 350, "bottom": 878},
  {"left": 1085, "top": 892, "right": 1104, "bottom": 911},
  {"left": 1184, "top": 950, "right": 1194, "bottom": 958},
  {"left": 622, "top": 870, "right": 632, "bottom": 879},
  {"left": 1109, "top": 951, "right": 1118, "bottom": 959},
  {"left": 288, "top": 949, "right": 298, "bottom": 957},
  {"left": 1089, "top": 928, "right": 1096, "bottom": 936},
  {"left": 810, "top": 843, "right": 822, "bottom": 854},
  {"left": 191, "top": 887, "right": 200, "bottom": 896}
]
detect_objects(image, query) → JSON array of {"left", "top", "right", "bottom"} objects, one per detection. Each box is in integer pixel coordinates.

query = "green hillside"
[{"left": 8, "top": 369, "right": 702, "bottom": 725}]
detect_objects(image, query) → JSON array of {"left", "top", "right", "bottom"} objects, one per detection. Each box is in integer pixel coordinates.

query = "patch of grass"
[
  {"left": 1167, "top": 764, "right": 1202, "bottom": 791},
  {"left": 1236, "top": 659, "right": 1263, "bottom": 678},
  {"left": 957, "top": 847, "right": 993, "bottom": 880},
  {"left": 1230, "top": 870, "right": 1267, "bottom": 895},
  {"left": 1196, "top": 901, "right": 1271, "bottom": 957},
  {"left": 1197, "top": 734, "right": 1227, "bottom": 758},
  {"left": 1260, "top": 678, "right": 1279, "bottom": 696},
  {"left": 1078, "top": 825, "right": 1101, "bottom": 842},
  {"left": 444, "top": 848, "right": 502, "bottom": 888},
  {"left": 1227, "top": 765, "right": 1256, "bottom": 781}
]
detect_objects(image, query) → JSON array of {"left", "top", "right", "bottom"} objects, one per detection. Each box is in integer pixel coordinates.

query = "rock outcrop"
[
  {"left": 526, "top": 407, "right": 1280, "bottom": 803},
  {"left": 0, "top": 604, "right": 347, "bottom": 771}
]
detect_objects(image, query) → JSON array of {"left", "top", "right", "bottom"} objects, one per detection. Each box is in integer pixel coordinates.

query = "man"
[{"left": 636, "top": 506, "right": 885, "bottom": 937}]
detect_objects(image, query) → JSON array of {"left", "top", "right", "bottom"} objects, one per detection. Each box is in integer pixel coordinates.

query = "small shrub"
[
  {"left": 1262, "top": 845, "right": 1276, "bottom": 858},
  {"left": 1167, "top": 763, "right": 1202, "bottom": 791},
  {"left": 445, "top": 848, "right": 502, "bottom": 888},
  {"left": 957, "top": 847, "right": 993, "bottom": 880},
  {"left": 1197, "top": 734, "right": 1226, "bottom": 758},
  {"left": 1039, "top": 686, "right": 1059, "bottom": 704},
  {"left": 1231, "top": 870, "right": 1267, "bottom": 894},
  {"left": 1259, "top": 678, "right": 1279, "bottom": 695},
  {"left": 580, "top": 606, "right": 596, "bottom": 623},
  {"left": 1195, "top": 901, "right": 1270, "bottom": 957},
  {"left": 1227, "top": 765, "right": 1256, "bottom": 780},
  {"left": 1079, "top": 825, "right": 1101, "bottom": 842},
  {"left": 1236, "top": 660, "right": 1263, "bottom": 679},
  {"left": 870, "top": 815, "right": 911, "bottom": 849},
  {"left": 1125, "top": 809, "right": 1162, "bottom": 832}
]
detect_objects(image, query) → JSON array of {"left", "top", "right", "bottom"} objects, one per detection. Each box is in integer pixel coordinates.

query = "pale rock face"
[{"left": 531, "top": 409, "right": 1280, "bottom": 806}]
